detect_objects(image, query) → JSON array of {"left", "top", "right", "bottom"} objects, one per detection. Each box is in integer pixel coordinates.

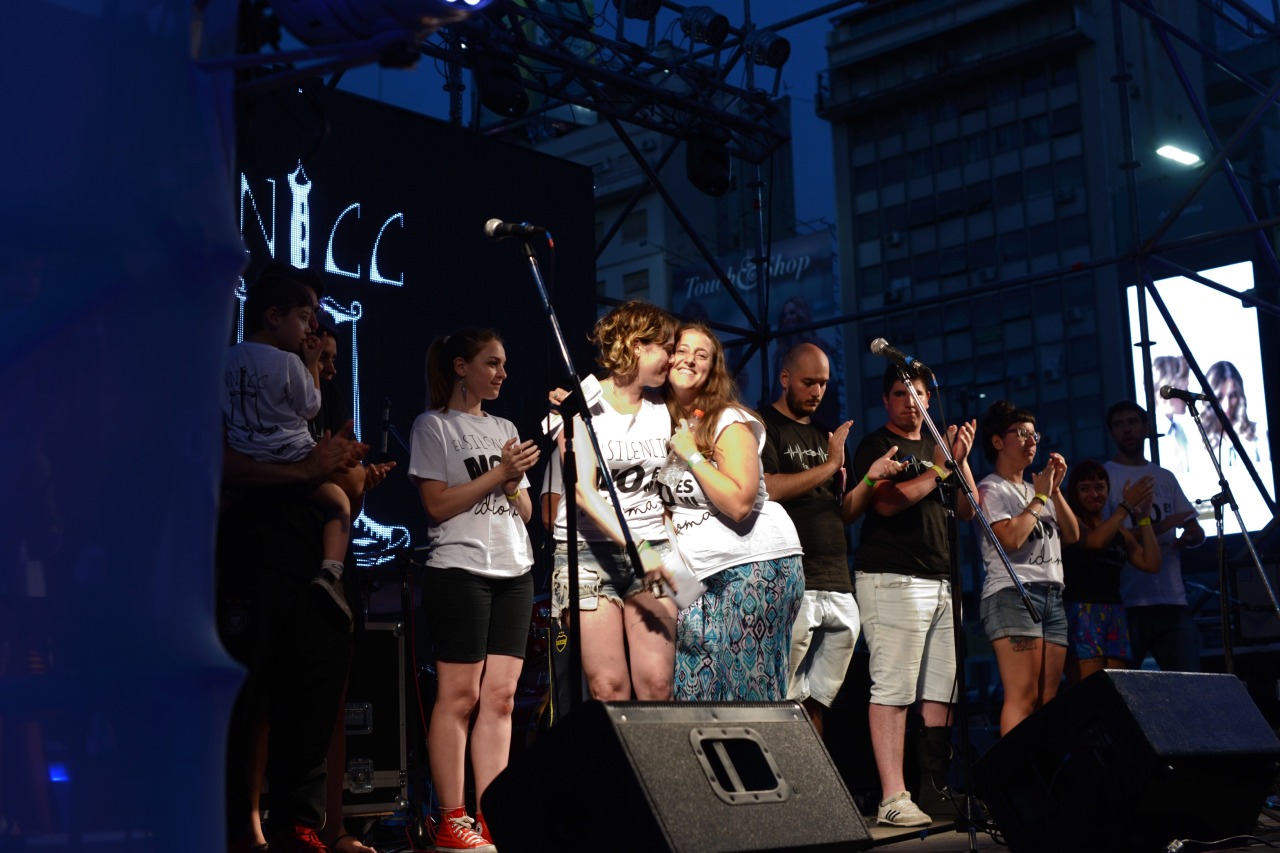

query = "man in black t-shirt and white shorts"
[
  {"left": 763, "top": 344, "right": 904, "bottom": 736},
  {"left": 852, "top": 363, "right": 977, "bottom": 828}
]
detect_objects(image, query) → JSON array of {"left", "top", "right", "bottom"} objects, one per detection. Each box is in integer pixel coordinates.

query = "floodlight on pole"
[
  {"left": 680, "top": 6, "right": 730, "bottom": 47},
  {"left": 744, "top": 28, "right": 790, "bottom": 69},
  {"left": 1156, "top": 145, "right": 1203, "bottom": 166}
]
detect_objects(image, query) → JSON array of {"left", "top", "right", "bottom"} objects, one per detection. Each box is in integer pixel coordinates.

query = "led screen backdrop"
[
  {"left": 237, "top": 87, "right": 597, "bottom": 569},
  {"left": 1127, "top": 261, "right": 1275, "bottom": 532}
]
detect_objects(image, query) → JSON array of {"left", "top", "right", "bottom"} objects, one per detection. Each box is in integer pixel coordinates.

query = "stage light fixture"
[
  {"left": 745, "top": 28, "right": 790, "bottom": 68},
  {"left": 270, "top": 0, "right": 493, "bottom": 45},
  {"left": 680, "top": 6, "right": 729, "bottom": 46},
  {"left": 1156, "top": 144, "right": 1202, "bottom": 166},
  {"left": 622, "top": 0, "right": 661, "bottom": 21},
  {"left": 686, "top": 129, "right": 732, "bottom": 197},
  {"left": 475, "top": 52, "right": 530, "bottom": 118}
]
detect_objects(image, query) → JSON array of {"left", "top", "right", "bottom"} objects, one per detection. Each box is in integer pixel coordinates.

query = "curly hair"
[
  {"left": 425, "top": 327, "right": 503, "bottom": 411},
  {"left": 980, "top": 399, "right": 1037, "bottom": 464},
  {"left": 589, "top": 300, "right": 677, "bottom": 377},
  {"left": 666, "top": 322, "right": 747, "bottom": 458}
]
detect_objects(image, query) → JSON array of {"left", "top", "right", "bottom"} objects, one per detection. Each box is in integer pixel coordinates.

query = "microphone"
[
  {"left": 870, "top": 338, "right": 931, "bottom": 375},
  {"left": 380, "top": 397, "right": 391, "bottom": 460},
  {"left": 484, "top": 218, "right": 548, "bottom": 239},
  {"left": 1160, "top": 385, "right": 1210, "bottom": 403}
]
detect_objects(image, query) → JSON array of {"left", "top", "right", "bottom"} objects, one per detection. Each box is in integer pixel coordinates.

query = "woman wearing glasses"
[{"left": 976, "top": 401, "right": 1079, "bottom": 734}]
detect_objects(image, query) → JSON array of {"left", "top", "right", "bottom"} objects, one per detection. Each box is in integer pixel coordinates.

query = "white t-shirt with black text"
[
  {"left": 408, "top": 409, "right": 532, "bottom": 578},
  {"left": 976, "top": 474, "right": 1066, "bottom": 599}
]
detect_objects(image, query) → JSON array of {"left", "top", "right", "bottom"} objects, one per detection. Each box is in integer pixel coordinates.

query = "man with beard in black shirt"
[{"left": 761, "top": 344, "right": 901, "bottom": 736}]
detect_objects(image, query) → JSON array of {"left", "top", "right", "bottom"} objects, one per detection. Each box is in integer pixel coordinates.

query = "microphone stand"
[
  {"left": 896, "top": 367, "right": 1034, "bottom": 853},
  {"left": 513, "top": 235, "right": 649, "bottom": 714},
  {"left": 1183, "top": 399, "right": 1280, "bottom": 675}
]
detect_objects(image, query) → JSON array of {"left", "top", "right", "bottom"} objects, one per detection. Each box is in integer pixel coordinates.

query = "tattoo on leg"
[{"left": 1010, "top": 636, "right": 1038, "bottom": 652}]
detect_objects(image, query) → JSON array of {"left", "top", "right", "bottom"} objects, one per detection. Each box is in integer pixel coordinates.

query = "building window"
[
  {"left": 995, "top": 173, "right": 1023, "bottom": 206},
  {"left": 1050, "top": 105, "right": 1082, "bottom": 137},
  {"left": 621, "top": 210, "right": 648, "bottom": 243},
  {"left": 854, "top": 161, "right": 878, "bottom": 190},
  {"left": 964, "top": 130, "right": 990, "bottom": 164},
  {"left": 1051, "top": 55, "right": 1078, "bottom": 88},
  {"left": 993, "top": 123, "right": 1020, "bottom": 154},
  {"left": 1022, "top": 115, "right": 1049, "bottom": 146},
  {"left": 935, "top": 139, "right": 961, "bottom": 170},
  {"left": 623, "top": 269, "right": 649, "bottom": 296}
]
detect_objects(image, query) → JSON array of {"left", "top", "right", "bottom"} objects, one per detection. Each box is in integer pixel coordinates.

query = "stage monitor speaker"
[
  {"left": 482, "top": 700, "right": 872, "bottom": 852},
  {"left": 974, "top": 670, "right": 1280, "bottom": 853}
]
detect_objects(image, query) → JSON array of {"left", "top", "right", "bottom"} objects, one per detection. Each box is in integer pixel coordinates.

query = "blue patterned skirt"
[{"left": 674, "top": 555, "right": 805, "bottom": 702}]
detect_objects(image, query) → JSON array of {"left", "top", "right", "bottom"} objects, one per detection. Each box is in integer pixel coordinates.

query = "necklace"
[{"left": 999, "top": 472, "right": 1032, "bottom": 504}]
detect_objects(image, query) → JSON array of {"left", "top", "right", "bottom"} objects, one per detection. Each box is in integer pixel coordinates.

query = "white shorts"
[
  {"left": 786, "top": 589, "right": 860, "bottom": 707},
  {"left": 855, "top": 571, "right": 957, "bottom": 706}
]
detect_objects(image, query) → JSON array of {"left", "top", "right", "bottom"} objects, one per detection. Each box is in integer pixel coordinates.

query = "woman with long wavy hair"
[{"left": 661, "top": 322, "right": 805, "bottom": 701}]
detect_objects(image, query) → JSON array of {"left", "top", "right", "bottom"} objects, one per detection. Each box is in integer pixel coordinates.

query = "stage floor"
[{"left": 866, "top": 805, "right": 1280, "bottom": 852}]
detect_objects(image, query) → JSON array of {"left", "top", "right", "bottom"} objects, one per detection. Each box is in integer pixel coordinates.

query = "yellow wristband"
[
  {"left": 929, "top": 463, "right": 950, "bottom": 480},
  {"left": 1137, "top": 516, "right": 1152, "bottom": 527},
  {"left": 505, "top": 488, "right": 521, "bottom": 500},
  {"left": 1034, "top": 493, "right": 1050, "bottom": 505}
]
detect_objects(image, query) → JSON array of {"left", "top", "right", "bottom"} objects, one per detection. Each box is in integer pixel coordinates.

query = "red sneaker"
[
  {"left": 473, "top": 812, "right": 493, "bottom": 845},
  {"left": 431, "top": 811, "right": 495, "bottom": 852},
  {"left": 267, "top": 824, "right": 330, "bottom": 852}
]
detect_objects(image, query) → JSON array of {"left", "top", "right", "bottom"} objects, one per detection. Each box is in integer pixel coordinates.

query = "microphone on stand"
[
  {"left": 380, "top": 397, "right": 391, "bottom": 461},
  {"left": 1160, "top": 385, "right": 1211, "bottom": 404},
  {"left": 870, "top": 338, "right": 935, "bottom": 383},
  {"left": 484, "top": 218, "right": 549, "bottom": 239}
]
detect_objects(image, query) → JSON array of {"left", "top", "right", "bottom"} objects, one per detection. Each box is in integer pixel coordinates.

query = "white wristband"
[{"left": 687, "top": 452, "right": 706, "bottom": 466}]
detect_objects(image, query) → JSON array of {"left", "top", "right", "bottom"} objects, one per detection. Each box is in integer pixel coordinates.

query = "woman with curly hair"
[
  {"left": 547, "top": 301, "right": 679, "bottom": 701},
  {"left": 975, "top": 400, "right": 1079, "bottom": 734},
  {"left": 661, "top": 322, "right": 805, "bottom": 701}
]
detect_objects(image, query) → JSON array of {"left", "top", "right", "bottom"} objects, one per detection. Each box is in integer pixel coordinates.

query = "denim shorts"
[
  {"left": 551, "top": 540, "right": 649, "bottom": 615},
  {"left": 980, "top": 583, "right": 1068, "bottom": 647}
]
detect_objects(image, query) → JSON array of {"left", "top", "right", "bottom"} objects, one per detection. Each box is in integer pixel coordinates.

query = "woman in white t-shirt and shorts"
[
  {"left": 975, "top": 400, "right": 1080, "bottom": 735},
  {"left": 546, "top": 301, "right": 679, "bottom": 702},
  {"left": 408, "top": 327, "right": 540, "bottom": 853}
]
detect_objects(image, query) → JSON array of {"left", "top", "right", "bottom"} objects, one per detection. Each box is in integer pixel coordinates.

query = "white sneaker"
[{"left": 877, "top": 791, "right": 932, "bottom": 827}]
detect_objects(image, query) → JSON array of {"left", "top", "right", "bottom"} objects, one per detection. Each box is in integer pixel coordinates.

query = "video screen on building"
[{"left": 1127, "top": 261, "right": 1274, "bottom": 531}]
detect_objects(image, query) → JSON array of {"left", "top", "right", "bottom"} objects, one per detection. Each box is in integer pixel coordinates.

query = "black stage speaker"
[
  {"left": 974, "top": 670, "right": 1280, "bottom": 853},
  {"left": 482, "top": 700, "right": 872, "bottom": 852}
]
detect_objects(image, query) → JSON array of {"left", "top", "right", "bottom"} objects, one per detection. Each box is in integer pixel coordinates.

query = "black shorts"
[{"left": 422, "top": 568, "right": 534, "bottom": 663}]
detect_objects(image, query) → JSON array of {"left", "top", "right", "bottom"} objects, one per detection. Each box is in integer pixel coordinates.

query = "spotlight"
[
  {"left": 745, "top": 28, "right": 790, "bottom": 68},
  {"left": 475, "top": 53, "right": 529, "bottom": 118},
  {"left": 622, "top": 0, "right": 661, "bottom": 21},
  {"left": 270, "top": 0, "right": 493, "bottom": 45},
  {"left": 680, "top": 6, "right": 729, "bottom": 46},
  {"left": 1156, "top": 144, "right": 1202, "bottom": 166},
  {"left": 686, "top": 128, "right": 732, "bottom": 197}
]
